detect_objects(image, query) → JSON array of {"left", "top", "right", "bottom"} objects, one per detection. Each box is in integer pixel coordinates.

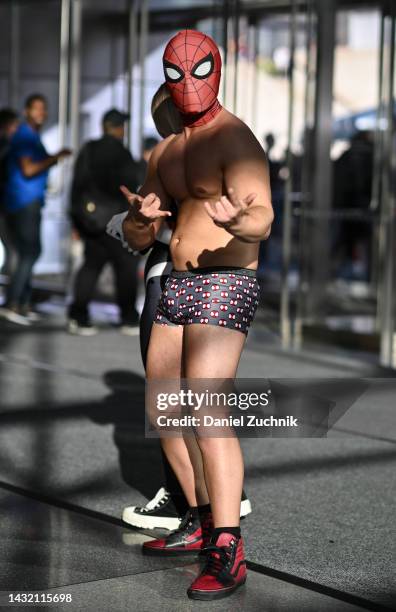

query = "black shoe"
[
  {"left": 142, "top": 509, "right": 212, "bottom": 556},
  {"left": 122, "top": 487, "right": 252, "bottom": 531}
]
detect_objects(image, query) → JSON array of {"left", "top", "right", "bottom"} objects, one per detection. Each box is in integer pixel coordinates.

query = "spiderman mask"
[{"left": 163, "top": 30, "right": 222, "bottom": 127}]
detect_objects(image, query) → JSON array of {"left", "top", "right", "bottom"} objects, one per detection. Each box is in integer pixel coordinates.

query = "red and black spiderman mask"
[{"left": 163, "top": 30, "right": 222, "bottom": 125}]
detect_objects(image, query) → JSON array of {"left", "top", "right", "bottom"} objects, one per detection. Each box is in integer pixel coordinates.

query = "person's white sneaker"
[
  {"left": 122, "top": 488, "right": 182, "bottom": 530},
  {"left": 19, "top": 306, "right": 42, "bottom": 322},
  {"left": 67, "top": 319, "right": 98, "bottom": 336},
  {"left": 0, "top": 307, "right": 31, "bottom": 326},
  {"left": 120, "top": 324, "right": 139, "bottom": 336}
]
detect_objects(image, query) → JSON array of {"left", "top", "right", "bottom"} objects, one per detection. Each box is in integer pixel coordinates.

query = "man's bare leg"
[
  {"left": 183, "top": 324, "right": 246, "bottom": 527},
  {"left": 146, "top": 322, "right": 209, "bottom": 508}
]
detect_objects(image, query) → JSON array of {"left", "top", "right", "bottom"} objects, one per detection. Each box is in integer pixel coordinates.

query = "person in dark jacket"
[
  {"left": 135, "top": 136, "right": 160, "bottom": 188},
  {"left": 332, "top": 130, "right": 374, "bottom": 280},
  {"left": 68, "top": 109, "right": 140, "bottom": 335}
]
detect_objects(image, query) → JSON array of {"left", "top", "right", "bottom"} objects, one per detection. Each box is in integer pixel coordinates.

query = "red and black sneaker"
[
  {"left": 187, "top": 532, "right": 247, "bottom": 600},
  {"left": 142, "top": 509, "right": 213, "bottom": 556}
]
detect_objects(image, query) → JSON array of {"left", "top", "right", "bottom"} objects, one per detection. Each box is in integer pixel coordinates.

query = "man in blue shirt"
[{"left": 0, "top": 94, "right": 71, "bottom": 325}]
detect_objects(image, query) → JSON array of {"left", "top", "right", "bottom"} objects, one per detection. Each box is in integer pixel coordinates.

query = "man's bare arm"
[
  {"left": 121, "top": 140, "right": 171, "bottom": 251},
  {"left": 204, "top": 125, "right": 273, "bottom": 243},
  {"left": 20, "top": 149, "right": 71, "bottom": 177}
]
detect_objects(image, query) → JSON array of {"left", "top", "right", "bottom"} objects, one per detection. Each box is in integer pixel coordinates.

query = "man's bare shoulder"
[
  {"left": 215, "top": 109, "right": 266, "bottom": 158},
  {"left": 150, "top": 133, "right": 177, "bottom": 163}
]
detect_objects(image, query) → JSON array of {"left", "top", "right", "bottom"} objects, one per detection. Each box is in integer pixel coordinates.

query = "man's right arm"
[{"left": 122, "top": 142, "right": 171, "bottom": 251}]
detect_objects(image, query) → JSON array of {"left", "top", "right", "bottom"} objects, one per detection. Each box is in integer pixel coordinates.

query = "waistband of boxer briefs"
[{"left": 171, "top": 266, "right": 257, "bottom": 279}]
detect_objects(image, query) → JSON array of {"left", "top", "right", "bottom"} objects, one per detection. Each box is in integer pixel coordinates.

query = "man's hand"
[
  {"left": 204, "top": 188, "right": 257, "bottom": 230},
  {"left": 120, "top": 185, "right": 171, "bottom": 226},
  {"left": 56, "top": 148, "right": 72, "bottom": 160}
]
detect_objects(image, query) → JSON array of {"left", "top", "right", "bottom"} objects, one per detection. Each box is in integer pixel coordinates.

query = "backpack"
[{"left": 71, "top": 141, "right": 128, "bottom": 236}]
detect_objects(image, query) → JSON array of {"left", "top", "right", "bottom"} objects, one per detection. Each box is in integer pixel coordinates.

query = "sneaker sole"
[
  {"left": 122, "top": 509, "right": 181, "bottom": 531},
  {"left": 122, "top": 508, "right": 180, "bottom": 531},
  {"left": 67, "top": 323, "right": 98, "bottom": 336},
  {"left": 0, "top": 310, "right": 31, "bottom": 326},
  {"left": 120, "top": 327, "right": 140, "bottom": 336},
  {"left": 187, "top": 577, "right": 247, "bottom": 600}
]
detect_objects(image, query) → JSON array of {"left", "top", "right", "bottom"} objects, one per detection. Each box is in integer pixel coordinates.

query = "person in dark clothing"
[
  {"left": 0, "top": 108, "right": 19, "bottom": 277},
  {"left": 0, "top": 95, "right": 71, "bottom": 326},
  {"left": 0, "top": 108, "right": 19, "bottom": 194},
  {"left": 332, "top": 130, "right": 374, "bottom": 280},
  {"left": 135, "top": 136, "right": 160, "bottom": 188},
  {"left": 68, "top": 108, "right": 140, "bottom": 335}
]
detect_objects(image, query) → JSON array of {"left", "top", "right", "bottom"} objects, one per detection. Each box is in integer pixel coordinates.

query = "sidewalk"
[{"left": 0, "top": 302, "right": 394, "bottom": 611}]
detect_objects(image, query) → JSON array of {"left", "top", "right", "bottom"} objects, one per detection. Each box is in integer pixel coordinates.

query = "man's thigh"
[
  {"left": 146, "top": 321, "right": 184, "bottom": 379},
  {"left": 183, "top": 324, "right": 246, "bottom": 379},
  {"left": 7, "top": 203, "right": 41, "bottom": 256}
]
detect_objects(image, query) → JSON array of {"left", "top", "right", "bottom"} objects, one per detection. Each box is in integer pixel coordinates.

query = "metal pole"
[
  {"left": 280, "top": 0, "right": 297, "bottom": 349},
  {"left": 222, "top": 0, "right": 229, "bottom": 102},
  {"left": 57, "top": 0, "right": 71, "bottom": 191},
  {"left": 373, "top": 13, "right": 385, "bottom": 331},
  {"left": 379, "top": 10, "right": 396, "bottom": 366},
  {"left": 138, "top": 0, "right": 149, "bottom": 157},
  {"left": 9, "top": 1, "right": 20, "bottom": 108},
  {"left": 294, "top": 0, "right": 316, "bottom": 349},
  {"left": 232, "top": 0, "right": 240, "bottom": 115},
  {"left": 126, "top": 0, "right": 138, "bottom": 148},
  {"left": 306, "top": 0, "right": 335, "bottom": 319},
  {"left": 70, "top": 0, "right": 82, "bottom": 154},
  {"left": 250, "top": 19, "right": 259, "bottom": 133}
]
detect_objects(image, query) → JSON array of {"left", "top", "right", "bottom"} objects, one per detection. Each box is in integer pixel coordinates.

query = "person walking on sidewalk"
[
  {"left": 68, "top": 109, "right": 140, "bottom": 336},
  {"left": 0, "top": 94, "right": 71, "bottom": 326}
]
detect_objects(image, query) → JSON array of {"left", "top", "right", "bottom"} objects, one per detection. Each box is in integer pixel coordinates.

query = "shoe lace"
[
  {"left": 143, "top": 488, "right": 170, "bottom": 512},
  {"left": 203, "top": 544, "right": 230, "bottom": 576},
  {"left": 171, "top": 510, "right": 196, "bottom": 534}
]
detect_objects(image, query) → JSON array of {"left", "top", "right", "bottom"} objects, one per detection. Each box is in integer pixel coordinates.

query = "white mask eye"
[
  {"left": 193, "top": 60, "right": 211, "bottom": 77},
  {"left": 164, "top": 65, "right": 183, "bottom": 82},
  {"left": 191, "top": 53, "right": 214, "bottom": 80}
]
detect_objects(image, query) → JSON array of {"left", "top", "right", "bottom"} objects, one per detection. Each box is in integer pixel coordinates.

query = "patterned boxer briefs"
[{"left": 155, "top": 267, "right": 260, "bottom": 335}]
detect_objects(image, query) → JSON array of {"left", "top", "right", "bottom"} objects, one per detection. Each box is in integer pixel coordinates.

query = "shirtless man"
[{"left": 121, "top": 30, "right": 273, "bottom": 601}]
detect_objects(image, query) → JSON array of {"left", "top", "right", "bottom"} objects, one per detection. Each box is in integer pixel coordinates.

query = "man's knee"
[{"left": 195, "top": 436, "right": 216, "bottom": 454}]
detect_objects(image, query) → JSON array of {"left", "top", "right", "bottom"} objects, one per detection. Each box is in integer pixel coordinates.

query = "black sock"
[
  {"left": 189, "top": 506, "right": 199, "bottom": 519},
  {"left": 190, "top": 503, "right": 212, "bottom": 519},
  {"left": 212, "top": 526, "right": 241, "bottom": 539},
  {"left": 170, "top": 494, "right": 189, "bottom": 517}
]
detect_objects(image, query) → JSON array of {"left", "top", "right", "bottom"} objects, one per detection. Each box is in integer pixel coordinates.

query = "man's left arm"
[{"left": 204, "top": 127, "right": 274, "bottom": 243}]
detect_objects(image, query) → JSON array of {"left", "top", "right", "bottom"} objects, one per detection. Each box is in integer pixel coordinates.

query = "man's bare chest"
[{"left": 158, "top": 137, "right": 222, "bottom": 201}]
